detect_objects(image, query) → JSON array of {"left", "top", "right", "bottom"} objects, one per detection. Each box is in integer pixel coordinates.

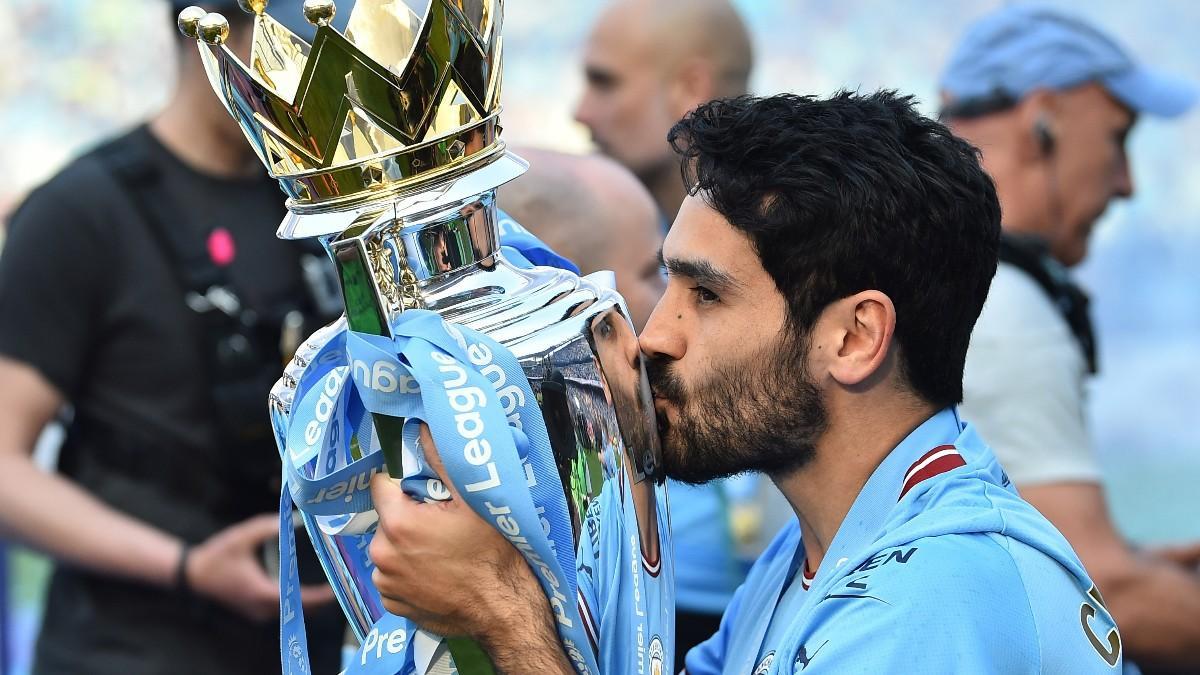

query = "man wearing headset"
[{"left": 940, "top": 6, "right": 1200, "bottom": 672}]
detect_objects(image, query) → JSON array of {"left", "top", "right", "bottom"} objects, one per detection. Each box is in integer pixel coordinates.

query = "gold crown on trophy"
[{"left": 177, "top": 0, "right": 508, "bottom": 214}]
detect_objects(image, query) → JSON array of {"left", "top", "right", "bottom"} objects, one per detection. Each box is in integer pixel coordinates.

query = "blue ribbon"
[
  {"left": 496, "top": 210, "right": 581, "bottom": 275},
  {"left": 276, "top": 308, "right": 599, "bottom": 674}
]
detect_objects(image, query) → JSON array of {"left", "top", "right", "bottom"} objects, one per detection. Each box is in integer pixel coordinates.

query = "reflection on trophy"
[{"left": 177, "top": 0, "right": 672, "bottom": 672}]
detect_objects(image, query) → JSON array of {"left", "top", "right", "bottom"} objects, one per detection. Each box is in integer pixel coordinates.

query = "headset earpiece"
[{"left": 1033, "top": 117, "right": 1056, "bottom": 156}]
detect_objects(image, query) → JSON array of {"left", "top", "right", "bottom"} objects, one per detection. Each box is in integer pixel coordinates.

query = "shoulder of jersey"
[{"left": 819, "top": 532, "right": 1029, "bottom": 613}]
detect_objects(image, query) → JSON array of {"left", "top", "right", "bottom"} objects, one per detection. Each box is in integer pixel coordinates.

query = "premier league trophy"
[{"left": 176, "top": 1, "right": 672, "bottom": 673}]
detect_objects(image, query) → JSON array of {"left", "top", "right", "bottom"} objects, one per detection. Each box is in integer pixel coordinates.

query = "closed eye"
[{"left": 584, "top": 66, "right": 617, "bottom": 91}]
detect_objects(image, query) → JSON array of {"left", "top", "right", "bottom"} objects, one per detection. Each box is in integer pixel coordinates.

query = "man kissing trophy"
[{"left": 176, "top": 0, "right": 672, "bottom": 673}]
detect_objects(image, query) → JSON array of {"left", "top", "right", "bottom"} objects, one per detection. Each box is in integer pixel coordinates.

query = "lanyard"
[{"left": 275, "top": 309, "right": 599, "bottom": 674}]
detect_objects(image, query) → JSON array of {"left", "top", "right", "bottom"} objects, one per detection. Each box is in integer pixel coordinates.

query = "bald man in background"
[
  {"left": 498, "top": 148, "right": 663, "bottom": 331},
  {"left": 499, "top": 148, "right": 779, "bottom": 671},
  {"left": 574, "top": 0, "right": 753, "bottom": 222}
]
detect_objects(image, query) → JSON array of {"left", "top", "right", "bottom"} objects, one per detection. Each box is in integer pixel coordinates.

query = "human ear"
[
  {"left": 669, "top": 58, "right": 716, "bottom": 117},
  {"left": 827, "top": 291, "right": 896, "bottom": 387},
  {"left": 1015, "top": 89, "right": 1060, "bottom": 164}
]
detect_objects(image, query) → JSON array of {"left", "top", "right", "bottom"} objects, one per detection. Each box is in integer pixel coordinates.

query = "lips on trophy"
[{"left": 177, "top": 1, "right": 674, "bottom": 672}]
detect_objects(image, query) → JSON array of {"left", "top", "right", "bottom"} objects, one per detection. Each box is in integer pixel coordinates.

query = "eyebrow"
[{"left": 657, "top": 248, "right": 742, "bottom": 292}]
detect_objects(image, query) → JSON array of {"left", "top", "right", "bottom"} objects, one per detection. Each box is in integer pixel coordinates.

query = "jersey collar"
[{"left": 806, "top": 407, "right": 967, "bottom": 588}]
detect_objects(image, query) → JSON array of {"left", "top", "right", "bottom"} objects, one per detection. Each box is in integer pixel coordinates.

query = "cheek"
[
  {"left": 583, "top": 87, "right": 629, "bottom": 132},
  {"left": 613, "top": 96, "right": 653, "bottom": 137},
  {"left": 1064, "top": 145, "right": 1115, "bottom": 199},
  {"left": 1088, "top": 148, "right": 1121, "bottom": 191},
  {"left": 581, "top": 93, "right": 615, "bottom": 130},
  {"left": 617, "top": 83, "right": 669, "bottom": 131}
]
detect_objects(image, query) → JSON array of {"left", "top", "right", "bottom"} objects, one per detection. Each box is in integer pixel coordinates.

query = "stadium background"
[{"left": 1, "top": 1, "right": 1196, "bottom": 671}]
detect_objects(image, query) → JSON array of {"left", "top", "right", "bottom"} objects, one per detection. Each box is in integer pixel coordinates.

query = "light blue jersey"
[
  {"left": 575, "top": 473, "right": 674, "bottom": 675},
  {"left": 671, "top": 479, "right": 748, "bottom": 614},
  {"left": 685, "top": 408, "right": 1127, "bottom": 674}
]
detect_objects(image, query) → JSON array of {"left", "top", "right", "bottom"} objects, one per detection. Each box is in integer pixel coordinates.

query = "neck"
[
  {"left": 771, "top": 398, "right": 937, "bottom": 570},
  {"left": 149, "top": 60, "right": 259, "bottom": 179}
]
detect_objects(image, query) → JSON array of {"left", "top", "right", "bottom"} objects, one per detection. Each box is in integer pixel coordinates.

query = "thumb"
[
  {"left": 235, "top": 513, "right": 282, "bottom": 548},
  {"left": 370, "top": 472, "right": 418, "bottom": 524}
]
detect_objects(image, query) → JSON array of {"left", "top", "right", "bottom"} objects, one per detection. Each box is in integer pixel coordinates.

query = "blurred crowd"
[{"left": 1, "top": 1, "right": 1198, "bottom": 674}]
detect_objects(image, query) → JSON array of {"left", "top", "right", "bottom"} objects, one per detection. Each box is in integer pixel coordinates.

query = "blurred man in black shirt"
[{"left": 0, "top": 3, "right": 343, "bottom": 672}]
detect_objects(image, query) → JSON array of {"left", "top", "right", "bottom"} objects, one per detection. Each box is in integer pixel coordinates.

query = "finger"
[
  {"left": 419, "top": 423, "right": 462, "bottom": 501},
  {"left": 370, "top": 472, "right": 419, "bottom": 535},
  {"left": 371, "top": 566, "right": 398, "bottom": 597},
  {"left": 246, "top": 597, "right": 278, "bottom": 623},
  {"left": 239, "top": 593, "right": 280, "bottom": 623},
  {"left": 299, "top": 583, "right": 337, "bottom": 608},
  {"left": 371, "top": 575, "right": 416, "bottom": 618},
  {"left": 370, "top": 563, "right": 416, "bottom": 600},
  {"left": 1154, "top": 543, "right": 1200, "bottom": 567},
  {"left": 246, "top": 565, "right": 284, "bottom": 602},
  {"left": 237, "top": 513, "right": 283, "bottom": 546},
  {"left": 367, "top": 531, "right": 399, "bottom": 575},
  {"left": 379, "top": 597, "right": 417, "bottom": 621},
  {"left": 370, "top": 471, "right": 414, "bottom": 516},
  {"left": 1174, "top": 542, "right": 1200, "bottom": 560}
]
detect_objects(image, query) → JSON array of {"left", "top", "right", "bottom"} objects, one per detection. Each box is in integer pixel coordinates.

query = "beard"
[{"left": 646, "top": 334, "right": 828, "bottom": 485}]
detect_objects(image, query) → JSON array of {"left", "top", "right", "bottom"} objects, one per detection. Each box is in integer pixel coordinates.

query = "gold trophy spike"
[{"left": 302, "top": 0, "right": 336, "bottom": 26}]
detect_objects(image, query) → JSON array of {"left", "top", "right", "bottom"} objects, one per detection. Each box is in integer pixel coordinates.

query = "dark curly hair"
[{"left": 667, "top": 91, "right": 1000, "bottom": 407}]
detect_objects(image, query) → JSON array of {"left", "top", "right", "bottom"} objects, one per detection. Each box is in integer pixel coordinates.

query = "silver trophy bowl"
[{"left": 270, "top": 185, "right": 673, "bottom": 671}]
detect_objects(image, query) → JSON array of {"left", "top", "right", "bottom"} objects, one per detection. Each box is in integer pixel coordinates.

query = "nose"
[
  {"left": 606, "top": 310, "right": 644, "bottom": 371},
  {"left": 620, "top": 323, "right": 642, "bottom": 370},
  {"left": 638, "top": 292, "right": 685, "bottom": 362},
  {"left": 573, "top": 91, "right": 592, "bottom": 127},
  {"left": 1114, "top": 152, "right": 1134, "bottom": 199}
]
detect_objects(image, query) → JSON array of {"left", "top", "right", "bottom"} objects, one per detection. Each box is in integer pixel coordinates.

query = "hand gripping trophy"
[{"left": 176, "top": 1, "right": 673, "bottom": 673}]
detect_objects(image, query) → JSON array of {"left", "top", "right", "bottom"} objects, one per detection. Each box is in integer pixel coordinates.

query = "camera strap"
[
  {"left": 997, "top": 234, "right": 1098, "bottom": 374},
  {"left": 99, "top": 128, "right": 231, "bottom": 307},
  {"left": 101, "top": 128, "right": 345, "bottom": 357}
]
